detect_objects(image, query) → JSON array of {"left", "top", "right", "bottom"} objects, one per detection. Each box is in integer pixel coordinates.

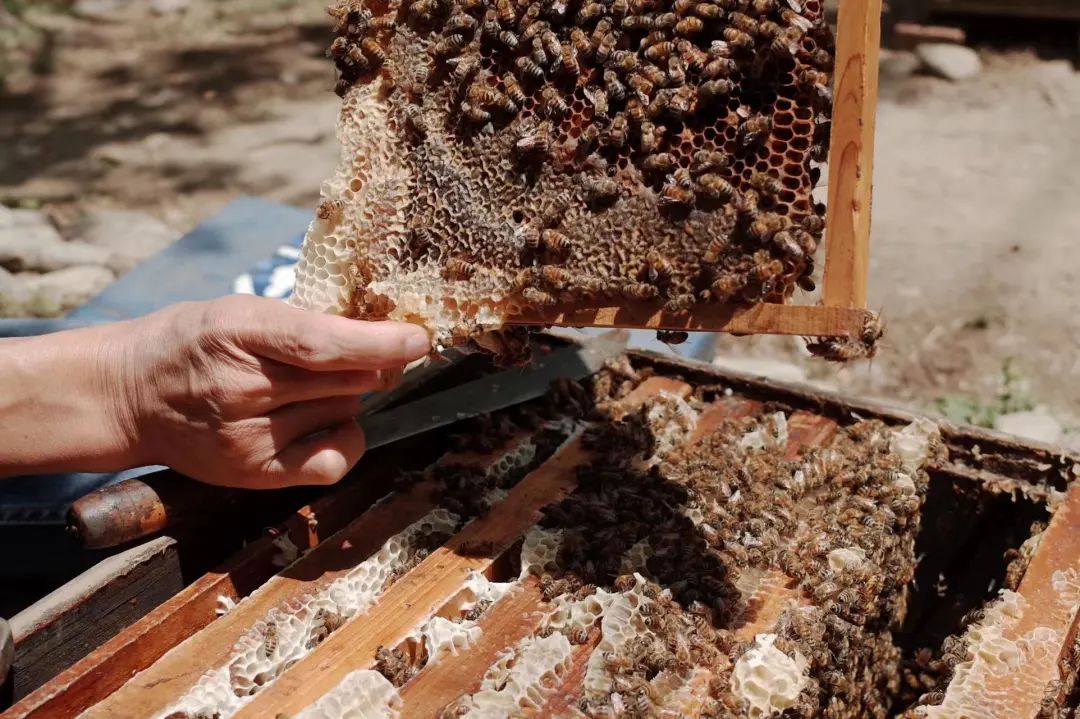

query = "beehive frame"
[
  {"left": 509, "top": 0, "right": 883, "bottom": 337},
  {"left": 7, "top": 346, "right": 1080, "bottom": 719}
]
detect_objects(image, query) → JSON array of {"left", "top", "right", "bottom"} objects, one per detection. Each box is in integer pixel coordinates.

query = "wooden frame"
[
  {"left": 9, "top": 347, "right": 1079, "bottom": 719},
  {"left": 510, "top": 0, "right": 884, "bottom": 338}
]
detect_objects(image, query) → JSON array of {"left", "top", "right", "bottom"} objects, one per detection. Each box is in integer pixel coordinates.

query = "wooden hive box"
[{"left": 5, "top": 345, "right": 1080, "bottom": 719}]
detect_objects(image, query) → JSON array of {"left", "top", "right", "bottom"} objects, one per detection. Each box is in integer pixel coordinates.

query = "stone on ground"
[
  {"left": 916, "top": 43, "right": 983, "bottom": 81},
  {"left": 73, "top": 209, "right": 180, "bottom": 273},
  {"left": 994, "top": 406, "right": 1064, "bottom": 445}
]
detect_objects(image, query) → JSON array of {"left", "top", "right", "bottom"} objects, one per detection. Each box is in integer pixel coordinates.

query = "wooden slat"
[
  {"left": 5, "top": 441, "right": 444, "bottom": 719},
  {"left": 509, "top": 302, "right": 871, "bottom": 338},
  {"left": 822, "top": 0, "right": 882, "bottom": 309},
  {"left": 397, "top": 580, "right": 548, "bottom": 717},
  {"left": 941, "top": 483, "right": 1080, "bottom": 718},
  {"left": 78, "top": 482, "right": 441, "bottom": 719},
  {"left": 231, "top": 377, "right": 690, "bottom": 719},
  {"left": 8, "top": 538, "right": 182, "bottom": 704}
]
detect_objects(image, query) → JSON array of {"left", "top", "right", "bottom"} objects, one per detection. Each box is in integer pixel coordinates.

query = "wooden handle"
[{"left": 67, "top": 472, "right": 236, "bottom": 549}]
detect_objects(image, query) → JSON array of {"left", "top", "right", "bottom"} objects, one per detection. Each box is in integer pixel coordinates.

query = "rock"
[
  {"left": 150, "top": 0, "right": 190, "bottom": 14},
  {"left": 73, "top": 210, "right": 180, "bottom": 273},
  {"left": 72, "top": 0, "right": 134, "bottom": 19},
  {"left": 0, "top": 236, "right": 117, "bottom": 273},
  {"left": 19, "top": 266, "right": 116, "bottom": 317},
  {"left": 994, "top": 406, "right": 1064, "bottom": 445},
  {"left": 916, "top": 43, "right": 982, "bottom": 82},
  {"left": 712, "top": 356, "right": 808, "bottom": 384},
  {"left": 0, "top": 266, "right": 30, "bottom": 316},
  {"left": 879, "top": 50, "right": 921, "bottom": 81}
]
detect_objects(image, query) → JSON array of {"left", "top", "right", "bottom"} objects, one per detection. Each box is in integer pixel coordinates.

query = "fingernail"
[{"left": 404, "top": 328, "right": 431, "bottom": 357}]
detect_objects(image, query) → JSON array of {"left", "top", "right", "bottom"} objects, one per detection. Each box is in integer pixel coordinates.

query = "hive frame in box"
[
  {"left": 510, "top": 0, "right": 883, "bottom": 338},
  {"left": 8, "top": 345, "right": 1080, "bottom": 719}
]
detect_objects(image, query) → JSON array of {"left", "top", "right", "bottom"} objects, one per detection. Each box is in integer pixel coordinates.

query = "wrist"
[{"left": 0, "top": 322, "right": 147, "bottom": 475}]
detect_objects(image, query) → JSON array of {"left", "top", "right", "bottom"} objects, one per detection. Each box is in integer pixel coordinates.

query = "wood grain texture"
[
  {"left": 822, "top": 0, "right": 882, "bottom": 309},
  {"left": 7, "top": 538, "right": 182, "bottom": 706},
  {"left": 232, "top": 377, "right": 689, "bottom": 719},
  {"left": 508, "top": 301, "right": 873, "bottom": 338},
  {"left": 397, "top": 580, "right": 548, "bottom": 718},
  {"left": 77, "top": 482, "right": 441, "bottom": 719},
  {"left": 947, "top": 482, "right": 1080, "bottom": 718}
]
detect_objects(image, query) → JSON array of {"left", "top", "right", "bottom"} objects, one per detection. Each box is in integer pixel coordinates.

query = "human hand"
[{"left": 110, "top": 295, "right": 431, "bottom": 488}]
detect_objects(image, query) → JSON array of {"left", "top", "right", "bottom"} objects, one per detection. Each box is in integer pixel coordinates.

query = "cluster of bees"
[{"left": 321, "top": 0, "right": 836, "bottom": 350}]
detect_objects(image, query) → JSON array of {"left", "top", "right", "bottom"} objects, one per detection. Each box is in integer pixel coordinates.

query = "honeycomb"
[{"left": 291, "top": 0, "right": 835, "bottom": 354}]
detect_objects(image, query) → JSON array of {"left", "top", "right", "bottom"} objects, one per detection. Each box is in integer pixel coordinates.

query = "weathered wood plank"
[
  {"left": 397, "top": 580, "right": 548, "bottom": 718},
  {"left": 822, "top": 0, "right": 882, "bottom": 309},
  {"left": 232, "top": 377, "right": 690, "bottom": 719},
  {"left": 510, "top": 302, "right": 872, "bottom": 339},
  {"left": 7, "top": 538, "right": 181, "bottom": 705}
]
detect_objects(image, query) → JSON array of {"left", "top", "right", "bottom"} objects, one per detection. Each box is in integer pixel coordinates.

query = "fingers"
[
  {"left": 262, "top": 366, "right": 384, "bottom": 409},
  {"left": 268, "top": 395, "right": 362, "bottom": 446},
  {"left": 218, "top": 296, "right": 431, "bottom": 371},
  {"left": 264, "top": 420, "right": 367, "bottom": 487}
]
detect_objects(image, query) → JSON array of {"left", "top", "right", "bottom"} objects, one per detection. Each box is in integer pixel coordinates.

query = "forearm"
[{"left": 0, "top": 323, "right": 141, "bottom": 477}]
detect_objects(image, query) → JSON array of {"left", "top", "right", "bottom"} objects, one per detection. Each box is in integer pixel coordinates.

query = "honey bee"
[
  {"left": 502, "top": 73, "right": 527, "bottom": 107},
  {"left": 559, "top": 45, "right": 580, "bottom": 76},
  {"left": 792, "top": 228, "right": 818, "bottom": 255},
  {"left": 697, "top": 173, "right": 735, "bottom": 201},
  {"left": 811, "top": 142, "right": 828, "bottom": 163},
  {"left": 585, "top": 86, "right": 609, "bottom": 117},
  {"left": 408, "top": 0, "right": 439, "bottom": 23},
  {"left": 646, "top": 251, "right": 673, "bottom": 284},
  {"left": 639, "top": 120, "right": 663, "bottom": 152},
  {"left": 722, "top": 27, "right": 754, "bottom": 49},
  {"left": 577, "top": 1, "right": 604, "bottom": 23},
  {"left": 738, "top": 113, "right": 773, "bottom": 147},
  {"left": 570, "top": 28, "right": 592, "bottom": 57},
  {"left": 608, "top": 50, "right": 639, "bottom": 74},
  {"left": 498, "top": 29, "right": 520, "bottom": 49},
  {"left": 675, "top": 16, "right": 704, "bottom": 34},
  {"left": 359, "top": 37, "right": 386, "bottom": 65},
  {"left": 327, "top": 36, "right": 350, "bottom": 61},
  {"left": 666, "top": 56, "right": 686, "bottom": 85},
  {"left": 680, "top": 42, "right": 709, "bottom": 71},
  {"left": 260, "top": 622, "right": 279, "bottom": 659},
  {"left": 703, "top": 235, "right": 729, "bottom": 264},
  {"left": 702, "top": 56, "right": 736, "bottom": 78},
  {"left": 644, "top": 41, "right": 677, "bottom": 62},
  {"left": 595, "top": 32, "right": 619, "bottom": 63},
  {"left": 771, "top": 26, "right": 803, "bottom": 56},
  {"left": 771, "top": 230, "right": 803, "bottom": 260},
  {"left": 751, "top": 254, "right": 784, "bottom": 283},
  {"left": 591, "top": 18, "right": 614, "bottom": 47},
  {"left": 519, "top": 225, "right": 541, "bottom": 250},
  {"left": 569, "top": 626, "right": 590, "bottom": 644},
  {"left": 750, "top": 171, "right": 783, "bottom": 196},
  {"left": 605, "top": 114, "right": 630, "bottom": 148},
  {"left": 541, "top": 229, "right": 571, "bottom": 255},
  {"left": 523, "top": 287, "right": 558, "bottom": 306},
  {"left": 582, "top": 174, "right": 620, "bottom": 203},
  {"left": 690, "top": 149, "right": 728, "bottom": 175},
  {"left": 518, "top": 4, "right": 543, "bottom": 33},
  {"left": 802, "top": 214, "right": 825, "bottom": 234},
  {"left": 541, "top": 86, "right": 569, "bottom": 117},
  {"left": 449, "top": 56, "right": 479, "bottom": 84},
  {"left": 674, "top": 0, "right": 696, "bottom": 14},
  {"left": 577, "top": 124, "right": 601, "bottom": 155},
  {"left": 316, "top": 199, "right": 344, "bottom": 225},
  {"left": 542, "top": 29, "right": 562, "bottom": 61},
  {"left": 626, "top": 73, "right": 654, "bottom": 100},
  {"left": 445, "top": 258, "right": 477, "bottom": 279},
  {"left": 432, "top": 32, "right": 466, "bottom": 58},
  {"left": 496, "top": 0, "right": 516, "bottom": 25},
  {"left": 602, "top": 70, "right": 626, "bottom": 102},
  {"left": 515, "top": 55, "right": 545, "bottom": 82},
  {"left": 461, "top": 102, "right": 490, "bottom": 123},
  {"left": 444, "top": 13, "right": 477, "bottom": 36},
  {"left": 401, "top": 104, "right": 427, "bottom": 142},
  {"left": 343, "top": 44, "right": 371, "bottom": 73},
  {"left": 780, "top": 8, "right": 813, "bottom": 31},
  {"left": 623, "top": 281, "right": 660, "bottom": 300},
  {"left": 695, "top": 2, "right": 724, "bottom": 18},
  {"left": 529, "top": 37, "right": 549, "bottom": 67},
  {"left": 751, "top": 0, "right": 777, "bottom": 10},
  {"left": 711, "top": 273, "right": 743, "bottom": 301},
  {"left": 659, "top": 181, "right": 696, "bottom": 209},
  {"left": 642, "top": 152, "right": 677, "bottom": 174},
  {"left": 540, "top": 265, "right": 572, "bottom": 287},
  {"left": 656, "top": 11, "right": 679, "bottom": 28},
  {"left": 729, "top": 11, "right": 757, "bottom": 34},
  {"left": 700, "top": 78, "right": 735, "bottom": 100},
  {"left": 480, "top": 9, "right": 500, "bottom": 41},
  {"left": 799, "top": 68, "right": 832, "bottom": 101},
  {"left": 621, "top": 14, "right": 654, "bottom": 30}
]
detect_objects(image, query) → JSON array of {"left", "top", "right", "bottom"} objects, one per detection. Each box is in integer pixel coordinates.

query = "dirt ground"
[{"left": 2, "top": 2, "right": 1079, "bottom": 440}]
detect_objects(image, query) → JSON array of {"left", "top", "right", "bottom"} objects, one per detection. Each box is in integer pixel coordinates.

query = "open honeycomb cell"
[{"left": 291, "top": 0, "right": 835, "bottom": 358}]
